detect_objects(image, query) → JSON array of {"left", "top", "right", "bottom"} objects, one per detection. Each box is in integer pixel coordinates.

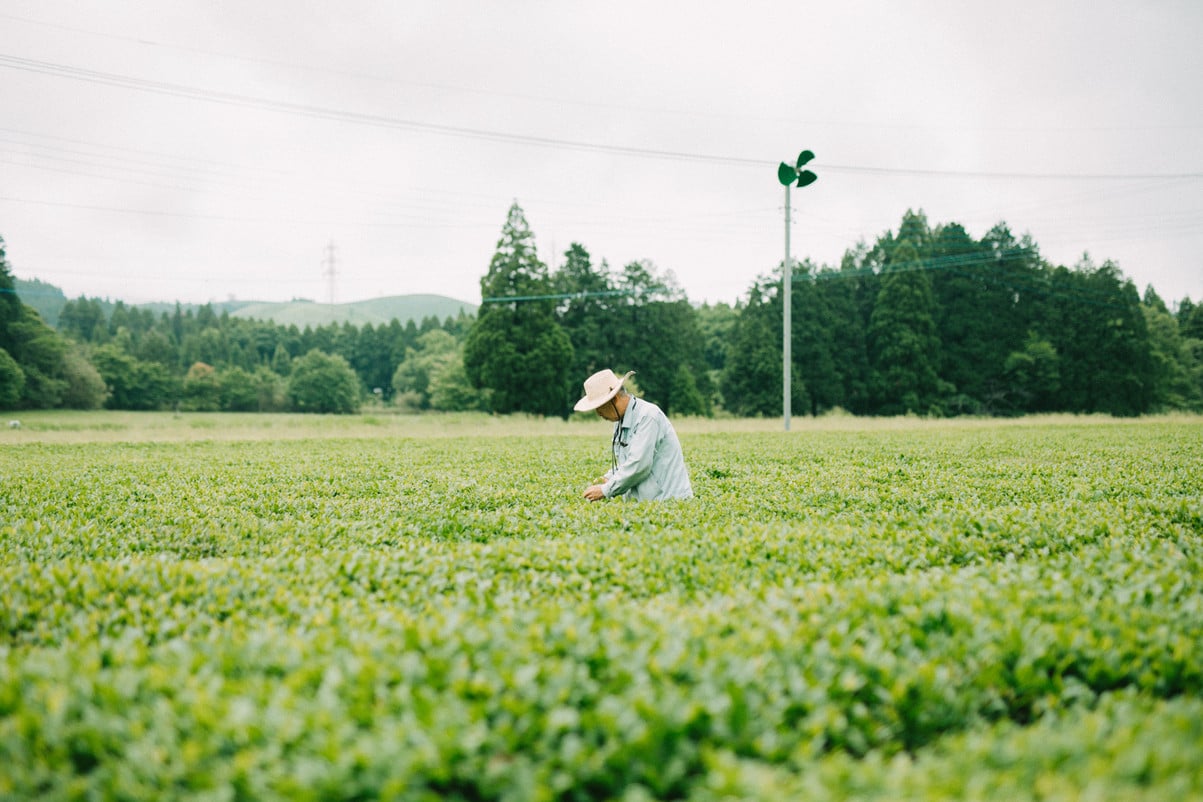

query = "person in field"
[{"left": 575, "top": 369, "right": 693, "bottom": 502}]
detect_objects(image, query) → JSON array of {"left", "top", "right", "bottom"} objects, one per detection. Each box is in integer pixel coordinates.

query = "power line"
[
  {"left": 481, "top": 287, "right": 668, "bottom": 304},
  {"left": 0, "top": 127, "right": 497, "bottom": 209},
  {"left": 796, "top": 248, "right": 1141, "bottom": 311},
  {"left": 7, "top": 11, "right": 1200, "bottom": 137},
  {"left": 803, "top": 247, "right": 1041, "bottom": 280},
  {"left": 0, "top": 54, "right": 760, "bottom": 168},
  {"left": 3, "top": 126, "right": 749, "bottom": 227},
  {"left": 0, "top": 12, "right": 773, "bottom": 129},
  {"left": 3, "top": 52, "right": 1203, "bottom": 181},
  {"left": 0, "top": 194, "right": 496, "bottom": 230}
]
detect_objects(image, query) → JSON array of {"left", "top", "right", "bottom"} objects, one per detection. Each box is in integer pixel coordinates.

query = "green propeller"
[{"left": 777, "top": 150, "right": 817, "bottom": 188}]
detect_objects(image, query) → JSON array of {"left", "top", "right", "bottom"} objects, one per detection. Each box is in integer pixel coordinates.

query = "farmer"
[{"left": 574, "top": 369, "right": 693, "bottom": 502}]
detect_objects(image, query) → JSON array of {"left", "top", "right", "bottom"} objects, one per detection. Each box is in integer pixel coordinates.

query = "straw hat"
[{"left": 573, "top": 369, "right": 635, "bottom": 412}]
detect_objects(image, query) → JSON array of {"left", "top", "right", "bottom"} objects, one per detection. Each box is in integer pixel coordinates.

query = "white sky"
[{"left": 2, "top": 1, "right": 1201, "bottom": 308}]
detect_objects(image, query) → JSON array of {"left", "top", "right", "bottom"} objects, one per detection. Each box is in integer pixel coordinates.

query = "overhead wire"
[
  {"left": 12, "top": 10, "right": 1195, "bottom": 136},
  {"left": 0, "top": 11, "right": 798, "bottom": 128},
  {"left": 2, "top": 20, "right": 1201, "bottom": 304},
  {"left": 2, "top": 127, "right": 756, "bottom": 234},
  {"left": 0, "top": 194, "right": 500, "bottom": 231},
  {"left": 481, "top": 287, "right": 669, "bottom": 304},
  {"left": 796, "top": 247, "right": 1144, "bottom": 311},
  {"left": 471, "top": 247, "right": 1140, "bottom": 312},
  {"left": 3, "top": 53, "right": 1203, "bottom": 181}
]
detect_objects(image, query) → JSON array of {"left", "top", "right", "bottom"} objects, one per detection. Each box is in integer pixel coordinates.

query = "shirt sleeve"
[{"left": 603, "top": 416, "right": 659, "bottom": 498}]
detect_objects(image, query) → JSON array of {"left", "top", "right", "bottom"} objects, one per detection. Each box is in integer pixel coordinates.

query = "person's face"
[{"left": 595, "top": 398, "right": 621, "bottom": 422}]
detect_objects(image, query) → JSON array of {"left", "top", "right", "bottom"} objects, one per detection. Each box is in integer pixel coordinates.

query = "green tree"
[
  {"left": 217, "top": 366, "right": 260, "bottom": 411},
  {"left": 1179, "top": 298, "right": 1203, "bottom": 341},
  {"left": 392, "top": 329, "right": 459, "bottom": 410},
  {"left": 792, "top": 261, "right": 841, "bottom": 416},
  {"left": 135, "top": 329, "right": 178, "bottom": 368},
  {"left": 248, "top": 322, "right": 279, "bottom": 365},
  {"left": 722, "top": 278, "right": 803, "bottom": 416},
  {"left": 58, "top": 297, "right": 107, "bottom": 342},
  {"left": 667, "top": 363, "right": 707, "bottom": 416},
  {"left": 91, "top": 344, "right": 177, "bottom": 410},
  {"left": 181, "top": 362, "right": 222, "bottom": 411},
  {"left": 896, "top": 208, "right": 933, "bottom": 253},
  {"left": 60, "top": 346, "right": 108, "bottom": 409},
  {"left": 463, "top": 203, "right": 574, "bottom": 416},
  {"left": 1143, "top": 301, "right": 1203, "bottom": 411},
  {"left": 350, "top": 322, "right": 396, "bottom": 399},
  {"left": 254, "top": 366, "right": 289, "bottom": 412},
  {"left": 182, "top": 328, "right": 228, "bottom": 368},
  {"left": 553, "top": 243, "right": 616, "bottom": 381},
  {"left": 287, "top": 349, "right": 361, "bottom": 414},
  {"left": 859, "top": 215, "right": 1043, "bottom": 415},
  {"left": 0, "top": 348, "right": 23, "bottom": 409},
  {"left": 0, "top": 241, "right": 73, "bottom": 409},
  {"left": 1045, "top": 258, "right": 1152, "bottom": 415},
  {"left": 696, "top": 302, "right": 737, "bottom": 375},
  {"left": 429, "top": 356, "right": 488, "bottom": 411},
  {"left": 1003, "top": 332, "right": 1061, "bottom": 412},
  {"left": 606, "top": 261, "right": 711, "bottom": 416},
  {"left": 868, "top": 240, "right": 945, "bottom": 415},
  {"left": 819, "top": 252, "right": 872, "bottom": 414},
  {"left": 695, "top": 302, "right": 738, "bottom": 410},
  {"left": 270, "top": 343, "right": 292, "bottom": 376},
  {"left": 7, "top": 306, "right": 68, "bottom": 408},
  {"left": 845, "top": 241, "right": 885, "bottom": 413},
  {"left": 0, "top": 236, "right": 21, "bottom": 355},
  {"left": 928, "top": 223, "right": 997, "bottom": 412}
]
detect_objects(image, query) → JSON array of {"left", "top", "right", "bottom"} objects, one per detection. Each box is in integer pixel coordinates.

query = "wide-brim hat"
[{"left": 573, "top": 369, "right": 635, "bottom": 412}]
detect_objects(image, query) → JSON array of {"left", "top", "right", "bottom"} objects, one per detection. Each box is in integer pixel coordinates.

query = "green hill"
[
  {"left": 11, "top": 279, "right": 477, "bottom": 329},
  {"left": 13, "top": 278, "right": 68, "bottom": 327},
  {"left": 228, "top": 295, "right": 477, "bottom": 327}
]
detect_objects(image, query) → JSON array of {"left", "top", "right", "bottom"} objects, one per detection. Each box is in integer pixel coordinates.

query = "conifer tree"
[
  {"left": 791, "top": 261, "right": 841, "bottom": 415},
  {"left": 552, "top": 243, "right": 615, "bottom": 382},
  {"left": 463, "top": 203, "right": 574, "bottom": 416},
  {"left": 0, "top": 236, "right": 21, "bottom": 356},
  {"left": 868, "top": 239, "right": 944, "bottom": 415}
]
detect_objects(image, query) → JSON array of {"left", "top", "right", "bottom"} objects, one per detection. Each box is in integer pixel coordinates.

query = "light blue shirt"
[{"left": 602, "top": 397, "right": 693, "bottom": 501}]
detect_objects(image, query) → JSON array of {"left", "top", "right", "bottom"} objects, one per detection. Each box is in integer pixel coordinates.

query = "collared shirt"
[{"left": 602, "top": 397, "right": 693, "bottom": 501}]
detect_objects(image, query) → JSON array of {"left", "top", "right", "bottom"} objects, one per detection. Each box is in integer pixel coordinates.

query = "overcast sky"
[{"left": 2, "top": 1, "right": 1201, "bottom": 309}]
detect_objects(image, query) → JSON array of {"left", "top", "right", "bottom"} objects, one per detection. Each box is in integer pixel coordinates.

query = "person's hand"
[{"left": 583, "top": 484, "right": 606, "bottom": 501}]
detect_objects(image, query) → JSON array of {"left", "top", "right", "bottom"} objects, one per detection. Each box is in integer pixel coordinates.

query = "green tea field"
[{"left": 2, "top": 412, "right": 1202, "bottom": 800}]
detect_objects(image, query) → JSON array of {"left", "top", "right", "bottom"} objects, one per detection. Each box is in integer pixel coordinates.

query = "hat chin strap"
[
  {"left": 602, "top": 394, "right": 627, "bottom": 421},
  {"left": 608, "top": 393, "right": 631, "bottom": 420}
]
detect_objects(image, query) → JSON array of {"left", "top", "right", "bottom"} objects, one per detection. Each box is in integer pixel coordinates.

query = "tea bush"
[{"left": 1, "top": 418, "right": 1201, "bottom": 799}]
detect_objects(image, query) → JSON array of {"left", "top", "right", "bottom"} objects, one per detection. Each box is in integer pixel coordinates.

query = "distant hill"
[
  {"left": 228, "top": 295, "right": 477, "bottom": 327},
  {"left": 13, "top": 277, "right": 68, "bottom": 328},
  {"left": 134, "top": 299, "right": 250, "bottom": 318},
  {"left": 11, "top": 278, "right": 477, "bottom": 329}
]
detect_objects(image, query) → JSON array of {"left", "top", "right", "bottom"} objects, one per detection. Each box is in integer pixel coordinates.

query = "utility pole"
[
  {"left": 777, "top": 150, "right": 817, "bottom": 431},
  {"left": 322, "top": 240, "right": 337, "bottom": 306},
  {"left": 783, "top": 184, "right": 792, "bottom": 432}
]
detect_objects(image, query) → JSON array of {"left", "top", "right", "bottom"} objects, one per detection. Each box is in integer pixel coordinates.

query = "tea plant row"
[{"left": 2, "top": 419, "right": 1200, "bottom": 799}]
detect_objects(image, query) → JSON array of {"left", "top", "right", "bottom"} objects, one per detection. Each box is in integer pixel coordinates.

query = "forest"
[{"left": 2, "top": 204, "right": 1201, "bottom": 417}]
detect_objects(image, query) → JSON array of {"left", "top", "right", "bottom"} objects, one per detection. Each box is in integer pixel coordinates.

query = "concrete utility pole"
[
  {"left": 783, "top": 183, "right": 792, "bottom": 432},
  {"left": 322, "top": 240, "right": 337, "bottom": 306},
  {"left": 776, "top": 151, "right": 817, "bottom": 431}
]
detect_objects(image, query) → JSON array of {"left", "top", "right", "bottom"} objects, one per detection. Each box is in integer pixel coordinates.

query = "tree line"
[
  {"left": 2, "top": 206, "right": 1201, "bottom": 417},
  {"left": 725, "top": 210, "right": 1203, "bottom": 417}
]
